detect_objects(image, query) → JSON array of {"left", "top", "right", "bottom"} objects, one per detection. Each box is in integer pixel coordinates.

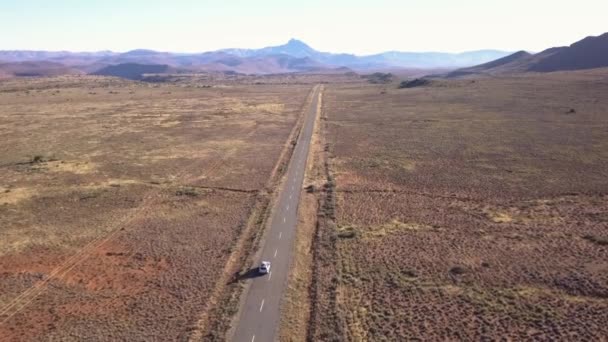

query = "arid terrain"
[
  {"left": 1, "top": 67, "right": 608, "bottom": 341},
  {"left": 306, "top": 69, "right": 608, "bottom": 340},
  {"left": 2, "top": 0, "right": 607, "bottom": 339},
  {"left": 0, "top": 75, "right": 319, "bottom": 340}
]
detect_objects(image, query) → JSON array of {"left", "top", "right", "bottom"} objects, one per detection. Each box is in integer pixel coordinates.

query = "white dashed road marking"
[
  {"left": 259, "top": 299, "right": 265, "bottom": 312},
  {"left": 279, "top": 232, "right": 282, "bottom": 239},
  {"left": 274, "top": 249, "right": 278, "bottom": 258}
]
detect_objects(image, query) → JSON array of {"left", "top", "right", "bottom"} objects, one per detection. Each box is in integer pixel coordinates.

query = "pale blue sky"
[{"left": 1, "top": 0, "right": 606, "bottom": 54}]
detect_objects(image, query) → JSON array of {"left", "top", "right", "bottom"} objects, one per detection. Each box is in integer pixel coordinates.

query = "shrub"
[
  {"left": 337, "top": 227, "right": 356, "bottom": 239},
  {"left": 176, "top": 187, "right": 199, "bottom": 197},
  {"left": 449, "top": 266, "right": 467, "bottom": 275},
  {"left": 398, "top": 78, "right": 431, "bottom": 89},
  {"left": 403, "top": 269, "right": 418, "bottom": 278},
  {"left": 31, "top": 155, "right": 46, "bottom": 163},
  {"left": 583, "top": 234, "right": 608, "bottom": 246},
  {"left": 363, "top": 72, "right": 394, "bottom": 84},
  {"left": 337, "top": 231, "right": 356, "bottom": 239}
]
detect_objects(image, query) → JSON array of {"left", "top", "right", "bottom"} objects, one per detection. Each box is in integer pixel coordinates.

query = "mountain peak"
[
  {"left": 282, "top": 39, "right": 314, "bottom": 53},
  {"left": 251, "top": 38, "right": 317, "bottom": 58},
  {"left": 122, "top": 49, "right": 161, "bottom": 56},
  {"left": 286, "top": 38, "right": 309, "bottom": 47}
]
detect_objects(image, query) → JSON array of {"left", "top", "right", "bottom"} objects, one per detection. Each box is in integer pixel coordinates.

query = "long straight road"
[{"left": 231, "top": 85, "right": 321, "bottom": 342}]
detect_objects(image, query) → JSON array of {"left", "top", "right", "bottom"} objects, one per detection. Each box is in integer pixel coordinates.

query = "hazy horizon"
[
  {"left": 0, "top": 38, "right": 519, "bottom": 55},
  {"left": 1, "top": 0, "right": 607, "bottom": 54}
]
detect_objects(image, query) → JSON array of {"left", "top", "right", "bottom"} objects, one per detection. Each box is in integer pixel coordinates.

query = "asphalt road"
[{"left": 231, "top": 86, "right": 321, "bottom": 342}]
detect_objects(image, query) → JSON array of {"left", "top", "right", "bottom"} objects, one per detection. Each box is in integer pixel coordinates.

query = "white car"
[{"left": 259, "top": 261, "right": 271, "bottom": 274}]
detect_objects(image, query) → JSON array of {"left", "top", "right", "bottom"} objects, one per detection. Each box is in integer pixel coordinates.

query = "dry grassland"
[
  {"left": 0, "top": 75, "right": 311, "bottom": 340},
  {"left": 310, "top": 70, "right": 608, "bottom": 340}
]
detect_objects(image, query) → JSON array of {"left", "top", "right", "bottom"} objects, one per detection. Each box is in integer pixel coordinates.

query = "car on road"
[{"left": 259, "top": 261, "right": 271, "bottom": 274}]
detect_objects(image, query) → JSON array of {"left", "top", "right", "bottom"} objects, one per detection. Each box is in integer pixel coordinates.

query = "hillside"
[
  {"left": 192, "top": 53, "right": 329, "bottom": 74},
  {"left": 92, "top": 63, "right": 172, "bottom": 80},
  {"left": 446, "top": 51, "right": 534, "bottom": 77},
  {"left": 447, "top": 32, "right": 608, "bottom": 77},
  {"left": 0, "top": 61, "right": 82, "bottom": 78},
  {"left": 530, "top": 32, "right": 608, "bottom": 72}
]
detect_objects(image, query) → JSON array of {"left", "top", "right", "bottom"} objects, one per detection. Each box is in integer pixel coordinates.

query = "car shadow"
[{"left": 227, "top": 267, "right": 264, "bottom": 284}]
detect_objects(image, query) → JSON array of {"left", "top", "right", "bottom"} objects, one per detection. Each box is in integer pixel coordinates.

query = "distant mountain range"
[
  {"left": 0, "top": 39, "right": 511, "bottom": 79},
  {"left": 1, "top": 33, "right": 606, "bottom": 80},
  {"left": 447, "top": 32, "right": 608, "bottom": 78},
  {"left": 220, "top": 39, "right": 509, "bottom": 69}
]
